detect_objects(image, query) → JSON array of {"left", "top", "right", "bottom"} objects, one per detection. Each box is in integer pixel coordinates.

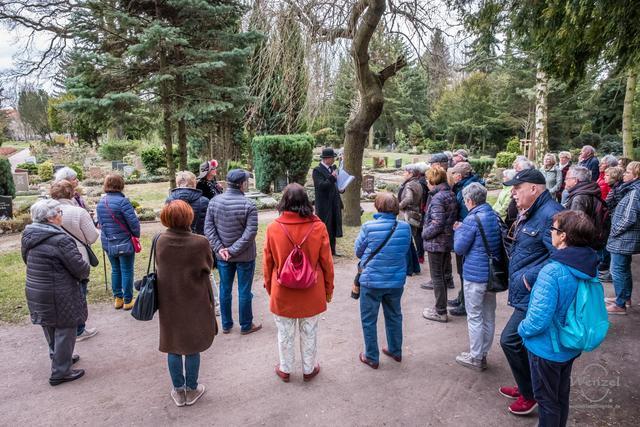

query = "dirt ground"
[{"left": 0, "top": 255, "right": 638, "bottom": 426}]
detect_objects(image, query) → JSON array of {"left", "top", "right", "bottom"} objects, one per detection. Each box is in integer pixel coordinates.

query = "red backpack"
[{"left": 276, "top": 221, "right": 317, "bottom": 289}]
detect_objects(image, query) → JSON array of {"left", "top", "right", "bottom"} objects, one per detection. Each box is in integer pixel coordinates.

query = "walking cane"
[{"left": 102, "top": 250, "right": 108, "bottom": 292}]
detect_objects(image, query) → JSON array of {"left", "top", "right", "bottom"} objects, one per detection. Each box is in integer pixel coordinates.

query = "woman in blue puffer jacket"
[
  {"left": 453, "top": 182, "right": 504, "bottom": 371},
  {"left": 518, "top": 210, "right": 599, "bottom": 427},
  {"left": 354, "top": 193, "right": 411, "bottom": 369},
  {"left": 96, "top": 174, "right": 141, "bottom": 311}
]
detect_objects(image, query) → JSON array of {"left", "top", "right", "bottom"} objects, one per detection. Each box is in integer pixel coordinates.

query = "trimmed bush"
[
  {"left": 495, "top": 152, "right": 518, "bottom": 168},
  {"left": 37, "top": 161, "right": 54, "bottom": 182},
  {"left": 469, "top": 157, "right": 495, "bottom": 177},
  {"left": 0, "top": 158, "right": 16, "bottom": 198},
  {"left": 69, "top": 162, "right": 84, "bottom": 181},
  {"left": 424, "top": 138, "right": 449, "bottom": 153},
  {"left": 16, "top": 163, "right": 38, "bottom": 175},
  {"left": 252, "top": 134, "right": 314, "bottom": 193},
  {"left": 99, "top": 139, "right": 139, "bottom": 160},
  {"left": 188, "top": 158, "right": 201, "bottom": 175},
  {"left": 506, "top": 137, "right": 521, "bottom": 154},
  {"left": 140, "top": 145, "right": 166, "bottom": 175}
]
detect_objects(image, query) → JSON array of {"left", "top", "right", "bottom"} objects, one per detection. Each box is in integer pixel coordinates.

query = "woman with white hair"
[
  {"left": 597, "top": 154, "right": 618, "bottom": 200},
  {"left": 540, "top": 154, "right": 563, "bottom": 195},
  {"left": 54, "top": 166, "right": 87, "bottom": 209},
  {"left": 22, "top": 199, "right": 90, "bottom": 385},
  {"left": 493, "top": 169, "right": 516, "bottom": 220},
  {"left": 398, "top": 163, "right": 423, "bottom": 276},
  {"left": 557, "top": 151, "right": 573, "bottom": 202}
]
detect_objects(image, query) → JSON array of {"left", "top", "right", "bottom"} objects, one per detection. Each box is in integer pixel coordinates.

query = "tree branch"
[{"left": 378, "top": 55, "right": 408, "bottom": 83}]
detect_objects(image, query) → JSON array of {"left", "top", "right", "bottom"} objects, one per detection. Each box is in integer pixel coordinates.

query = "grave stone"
[
  {"left": 0, "top": 195, "right": 12, "bottom": 219},
  {"left": 274, "top": 175, "right": 288, "bottom": 193},
  {"left": 384, "top": 157, "right": 389, "bottom": 168},
  {"left": 362, "top": 174, "right": 375, "bottom": 193},
  {"left": 116, "top": 162, "right": 126, "bottom": 171},
  {"left": 24, "top": 156, "right": 37, "bottom": 164},
  {"left": 395, "top": 158, "right": 402, "bottom": 169},
  {"left": 112, "top": 161, "right": 120, "bottom": 170},
  {"left": 372, "top": 157, "right": 380, "bottom": 169},
  {"left": 123, "top": 166, "right": 135, "bottom": 178},
  {"left": 12, "top": 172, "right": 29, "bottom": 192}
]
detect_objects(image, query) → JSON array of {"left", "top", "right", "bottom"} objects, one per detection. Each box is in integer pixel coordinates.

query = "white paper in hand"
[{"left": 337, "top": 168, "right": 355, "bottom": 192}]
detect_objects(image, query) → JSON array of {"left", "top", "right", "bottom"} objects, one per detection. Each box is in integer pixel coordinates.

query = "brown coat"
[
  {"left": 399, "top": 177, "right": 423, "bottom": 227},
  {"left": 263, "top": 212, "right": 334, "bottom": 318},
  {"left": 156, "top": 229, "right": 217, "bottom": 354}
]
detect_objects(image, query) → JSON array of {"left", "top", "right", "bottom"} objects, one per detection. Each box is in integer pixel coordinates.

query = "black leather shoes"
[
  {"left": 72, "top": 354, "right": 80, "bottom": 364},
  {"left": 49, "top": 369, "right": 85, "bottom": 386},
  {"left": 447, "top": 299, "right": 461, "bottom": 308},
  {"left": 449, "top": 306, "right": 467, "bottom": 317}
]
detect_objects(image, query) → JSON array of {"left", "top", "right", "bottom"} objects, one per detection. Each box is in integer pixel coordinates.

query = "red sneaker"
[
  {"left": 508, "top": 396, "right": 538, "bottom": 415},
  {"left": 498, "top": 385, "right": 520, "bottom": 399},
  {"left": 418, "top": 256, "right": 425, "bottom": 264}
]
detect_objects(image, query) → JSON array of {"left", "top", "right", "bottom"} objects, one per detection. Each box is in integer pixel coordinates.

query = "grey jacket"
[
  {"left": 204, "top": 187, "right": 258, "bottom": 262},
  {"left": 21, "top": 223, "right": 90, "bottom": 328},
  {"left": 540, "top": 166, "right": 563, "bottom": 194}
]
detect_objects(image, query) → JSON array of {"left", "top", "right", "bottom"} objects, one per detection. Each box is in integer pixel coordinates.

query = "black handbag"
[
  {"left": 474, "top": 215, "right": 509, "bottom": 293},
  {"left": 131, "top": 234, "right": 161, "bottom": 321},
  {"left": 61, "top": 226, "right": 99, "bottom": 267},
  {"left": 352, "top": 221, "right": 398, "bottom": 299}
]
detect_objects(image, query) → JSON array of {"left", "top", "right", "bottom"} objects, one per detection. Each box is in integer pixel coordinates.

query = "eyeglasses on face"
[{"left": 550, "top": 226, "right": 563, "bottom": 234}]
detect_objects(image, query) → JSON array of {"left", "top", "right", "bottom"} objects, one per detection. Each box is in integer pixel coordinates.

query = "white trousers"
[{"left": 273, "top": 314, "right": 319, "bottom": 375}]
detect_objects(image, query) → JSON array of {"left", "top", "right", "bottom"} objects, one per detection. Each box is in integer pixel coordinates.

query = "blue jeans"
[
  {"left": 529, "top": 353, "right": 577, "bottom": 427},
  {"left": 108, "top": 253, "right": 135, "bottom": 303},
  {"left": 500, "top": 308, "right": 533, "bottom": 400},
  {"left": 611, "top": 252, "right": 633, "bottom": 308},
  {"left": 598, "top": 248, "right": 611, "bottom": 272},
  {"left": 167, "top": 353, "right": 200, "bottom": 390},
  {"left": 217, "top": 259, "right": 255, "bottom": 331},
  {"left": 76, "top": 279, "right": 89, "bottom": 335},
  {"left": 359, "top": 286, "right": 404, "bottom": 364}
]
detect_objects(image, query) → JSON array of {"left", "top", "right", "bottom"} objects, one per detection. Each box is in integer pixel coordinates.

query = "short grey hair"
[
  {"left": 559, "top": 151, "right": 572, "bottom": 159},
  {"left": 503, "top": 168, "right": 516, "bottom": 180},
  {"left": 176, "top": 171, "right": 196, "bottom": 188},
  {"left": 462, "top": 182, "right": 487, "bottom": 206},
  {"left": 601, "top": 154, "right": 618, "bottom": 168},
  {"left": 544, "top": 153, "right": 557, "bottom": 164},
  {"left": 54, "top": 166, "right": 77, "bottom": 183},
  {"left": 582, "top": 145, "right": 596, "bottom": 155},
  {"left": 30, "top": 199, "right": 61, "bottom": 223},
  {"left": 568, "top": 165, "right": 591, "bottom": 182},
  {"left": 513, "top": 156, "right": 535, "bottom": 171}
]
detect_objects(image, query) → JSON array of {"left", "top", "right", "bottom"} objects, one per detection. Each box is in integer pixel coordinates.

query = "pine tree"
[{"left": 0, "top": 158, "right": 15, "bottom": 199}]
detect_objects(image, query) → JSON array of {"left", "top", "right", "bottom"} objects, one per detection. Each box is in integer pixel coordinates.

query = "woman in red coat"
[{"left": 263, "top": 183, "right": 334, "bottom": 383}]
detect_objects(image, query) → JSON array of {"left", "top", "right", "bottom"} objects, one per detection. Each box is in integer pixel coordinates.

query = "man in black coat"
[{"left": 313, "top": 148, "right": 343, "bottom": 256}]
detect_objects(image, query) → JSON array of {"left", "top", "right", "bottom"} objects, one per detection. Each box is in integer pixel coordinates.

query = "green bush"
[
  {"left": 0, "top": 158, "right": 16, "bottom": 198},
  {"left": 252, "top": 134, "right": 314, "bottom": 193},
  {"left": 140, "top": 145, "right": 166, "bottom": 175},
  {"left": 313, "top": 128, "right": 340, "bottom": 147},
  {"left": 37, "top": 161, "right": 54, "bottom": 182},
  {"left": 16, "top": 163, "right": 38, "bottom": 175},
  {"left": 506, "top": 137, "right": 521, "bottom": 154},
  {"left": 571, "top": 133, "right": 601, "bottom": 149},
  {"left": 495, "top": 152, "right": 518, "bottom": 168},
  {"left": 69, "top": 163, "right": 84, "bottom": 181},
  {"left": 424, "top": 138, "right": 449, "bottom": 153},
  {"left": 99, "top": 139, "right": 139, "bottom": 160},
  {"left": 188, "top": 158, "right": 201, "bottom": 175},
  {"left": 469, "top": 157, "right": 495, "bottom": 177},
  {"left": 599, "top": 135, "right": 623, "bottom": 155},
  {"left": 227, "top": 160, "right": 247, "bottom": 172}
]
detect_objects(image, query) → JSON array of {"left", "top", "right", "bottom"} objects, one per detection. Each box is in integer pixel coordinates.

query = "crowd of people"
[{"left": 19, "top": 145, "right": 638, "bottom": 424}]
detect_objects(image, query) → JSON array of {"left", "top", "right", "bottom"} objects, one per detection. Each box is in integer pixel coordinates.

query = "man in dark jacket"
[
  {"left": 196, "top": 159, "right": 224, "bottom": 200},
  {"left": 578, "top": 145, "right": 600, "bottom": 183},
  {"left": 204, "top": 169, "right": 261, "bottom": 335},
  {"left": 167, "top": 171, "right": 210, "bottom": 235},
  {"left": 313, "top": 148, "right": 343, "bottom": 256},
  {"left": 498, "top": 169, "right": 563, "bottom": 416},
  {"left": 564, "top": 165, "right": 602, "bottom": 217},
  {"left": 22, "top": 199, "right": 90, "bottom": 386}
]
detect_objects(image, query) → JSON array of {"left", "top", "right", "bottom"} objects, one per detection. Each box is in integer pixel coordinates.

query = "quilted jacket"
[
  {"left": 453, "top": 174, "right": 484, "bottom": 220},
  {"left": 507, "top": 190, "right": 563, "bottom": 310},
  {"left": 606, "top": 179, "right": 640, "bottom": 255},
  {"left": 578, "top": 155, "right": 600, "bottom": 182},
  {"left": 355, "top": 212, "right": 411, "bottom": 289},
  {"left": 454, "top": 203, "right": 504, "bottom": 283},
  {"left": 540, "top": 166, "right": 563, "bottom": 194},
  {"left": 166, "top": 187, "right": 209, "bottom": 235},
  {"left": 204, "top": 187, "right": 258, "bottom": 262},
  {"left": 22, "top": 223, "right": 90, "bottom": 328},
  {"left": 518, "top": 246, "right": 598, "bottom": 362},
  {"left": 422, "top": 183, "right": 458, "bottom": 253},
  {"left": 493, "top": 185, "right": 512, "bottom": 219},
  {"left": 96, "top": 192, "right": 141, "bottom": 257},
  {"left": 564, "top": 180, "right": 602, "bottom": 219}
]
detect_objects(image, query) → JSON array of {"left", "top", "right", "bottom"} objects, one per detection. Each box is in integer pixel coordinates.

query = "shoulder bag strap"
[
  {"left": 104, "top": 197, "right": 132, "bottom": 237},
  {"left": 277, "top": 220, "right": 316, "bottom": 248},
  {"left": 362, "top": 221, "right": 398, "bottom": 269},
  {"left": 147, "top": 233, "right": 161, "bottom": 274},
  {"left": 473, "top": 214, "right": 493, "bottom": 258},
  {"left": 60, "top": 226, "right": 84, "bottom": 245}
]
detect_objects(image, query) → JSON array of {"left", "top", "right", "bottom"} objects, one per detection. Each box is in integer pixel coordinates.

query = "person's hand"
[
  {"left": 524, "top": 276, "right": 531, "bottom": 291},
  {"left": 453, "top": 221, "right": 461, "bottom": 230},
  {"left": 218, "top": 248, "right": 230, "bottom": 261},
  {"left": 326, "top": 293, "right": 332, "bottom": 303},
  {"left": 331, "top": 170, "right": 338, "bottom": 178}
]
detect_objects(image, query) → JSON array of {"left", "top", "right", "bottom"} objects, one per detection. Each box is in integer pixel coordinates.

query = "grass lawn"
[
  {"left": 0, "top": 213, "right": 373, "bottom": 324},
  {"left": 122, "top": 181, "right": 172, "bottom": 210}
]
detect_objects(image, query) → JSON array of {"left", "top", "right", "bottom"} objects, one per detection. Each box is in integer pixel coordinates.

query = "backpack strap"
[{"left": 277, "top": 221, "right": 315, "bottom": 248}]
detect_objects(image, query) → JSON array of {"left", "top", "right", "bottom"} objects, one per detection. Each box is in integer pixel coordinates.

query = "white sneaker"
[
  {"left": 76, "top": 327, "right": 98, "bottom": 342},
  {"left": 215, "top": 306, "right": 221, "bottom": 316},
  {"left": 185, "top": 384, "right": 206, "bottom": 406}
]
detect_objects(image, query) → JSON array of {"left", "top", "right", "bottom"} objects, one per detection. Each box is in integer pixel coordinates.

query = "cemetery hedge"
[{"left": 252, "top": 134, "right": 314, "bottom": 193}]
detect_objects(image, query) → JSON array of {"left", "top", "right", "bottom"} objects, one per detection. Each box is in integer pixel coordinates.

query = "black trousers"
[
  {"left": 500, "top": 308, "right": 534, "bottom": 399},
  {"left": 427, "top": 251, "right": 453, "bottom": 314},
  {"left": 43, "top": 326, "right": 76, "bottom": 380},
  {"left": 329, "top": 234, "right": 336, "bottom": 255},
  {"left": 530, "top": 353, "right": 577, "bottom": 427},
  {"left": 455, "top": 254, "right": 466, "bottom": 308}
]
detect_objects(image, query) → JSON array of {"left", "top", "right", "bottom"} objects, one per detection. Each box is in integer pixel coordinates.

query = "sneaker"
[
  {"left": 114, "top": 297, "right": 124, "bottom": 309},
  {"left": 123, "top": 298, "right": 136, "bottom": 311},
  {"left": 448, "top": 306, "right": 467, "bottom": 317},
  {"left": 420, "top": 281, "right": 433, "bottom": 290},
  {"left": 508, "top": 396, "right": 538, "bottom": 415},
  {"left": 215, "top": 306, "right": 221, "bottom": 316},
  {"left": 460, "top": 352, "right": 487, "bottom": 369},
  {"left": 447, "top": 298, "right": 461, "bottom": 308},
  {"left": 499, "top": 386, "right": 520, "bottom": 399},
  {"left": 303, "top": 363, "right": 321, "bottom": 382},
  {"left": 605, "top": 297, "right": 631, "bottom": 307},
  {"left": 455, "top": 352, "right": 485, "bottom": 371},
  {"left": 607, "top": 304, "right": 627, "bottom": 315},
  {"left": 275, "top": 365, "right": 290, "bottom": 383},
  {"left": 76, "top": 327, "right": 98, "bottom": 342},
  {"left": 240, "top": 323, "right": 262, "bottom": 335},
  {"left": 171, "top": 388, "right": 186, "bottom": 407},
  {"left": 185, "top": 384, "right": 206, "bottom": 406},
  {"left": 422, "top": 307, "right": 448, "bottom": 323},
  {"left": 418, "top": 256, "right": 425, "bottom": 264}
]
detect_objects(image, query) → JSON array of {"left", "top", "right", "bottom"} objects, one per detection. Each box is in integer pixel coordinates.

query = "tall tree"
[
  {"left": 18, "top": 88, "right": 51, "bottom": 140},
  {"left": 623, "top": 70, "right": 637, "bottom": 158}
]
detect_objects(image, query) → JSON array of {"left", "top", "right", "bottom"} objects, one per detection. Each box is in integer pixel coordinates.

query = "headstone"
[
  {"left": 24, "top": 156, "right": 37, "bottom": 164},
  {"left": 112, "top": 160, "right": 120, "bottom": 170},
  {"left": 372, "top": 156, "right": 380, "bottom": 169},
  {"left": 123, "top": 166, "right": 135, "bottom": 178},
  {"left": 116, "top": 162, "right": 126, "bottom": 171},
  {"left": 362, "top": 174, "right": 375, "bottom": 193},
  {"left": 395, "top": 158, "right": 402, "bottom": 169},
  {"left": 274, "top": 175, "right": 288, "bottom": 193},
  {"left": 53, "top": 164, "right": 65, "bottom": 174},
  {"left": 12, "top": 172, "right": 29, "bottom": 192},
  {"left": 0, "top": 196, "right": 12, "bottom": 219},
  {"left": 384, "top": 157, "right": 389, "bottom": 168}
]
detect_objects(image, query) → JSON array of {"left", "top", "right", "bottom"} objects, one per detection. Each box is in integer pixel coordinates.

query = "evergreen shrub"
[
  {"left": 424, "top": 138, "right": 449, "bottom": 153},
  {"left": 571, "top": 133, "right": 601, "bottom": 149},
  {"left": 506, "top": 137, "right": 521, "bottom": 154},
  {"left": 140, "top": 145, "right": 166, "bottom": 175},
  {"left": 69, "top": 162, "right": 84, "bottom": 180},
  {"left": 188, "top": 158, "right": 201, "bottom": 175},
  {"left": 599, "top": 135, "right": 623, "bottom": 155},
  {"left": 252, "top": 134, "right": 314, "bottom": 193},
  {"left": 37, "top": 161, "right": 54, "bottom": 182},
  {"left": 0, "top": 158, "right": 16, "bottom": 198},
  {"left": 469, "top": 157, "right": 495, "bottom": 177},
  {"left": 16, "top": 163, "right": 38, "bottom": 175},
  {"left": 99, "top": 139, "right": 139, "bottom": 160},
  {"left": 495, "top": 152, "right": 517, "bottom": 168}
]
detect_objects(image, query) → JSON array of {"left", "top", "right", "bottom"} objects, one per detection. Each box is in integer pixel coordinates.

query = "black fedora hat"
[{"left": 320, "top": 148, "right": 338, "bottom": 159}]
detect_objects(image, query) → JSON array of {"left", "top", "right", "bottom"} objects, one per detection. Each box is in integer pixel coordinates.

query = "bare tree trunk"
[
  {"left": 159, "top": 55, "right": 176, "bottom": 188},
  {"left": 342, "top": 0, "right": 406, "bottom": 226},
  {"left": 623, "top": 69, "right": 637, "bottom": 159},
  {"left": 175, "top": 75, "right": 188, "bottom": 171},
  {"left": 533, "top": 64, "right": 549, "bottom": 164}
]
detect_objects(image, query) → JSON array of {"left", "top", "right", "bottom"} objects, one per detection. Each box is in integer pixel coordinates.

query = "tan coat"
[
  {"left": 399, "top": 178, "right": 423, "bottom": 227},
  {"left": 58, "top": 199, "right": 100, "bottom": 265},
  {"left": 156, "top": 229, "right": 217, "bottom": 354}
]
